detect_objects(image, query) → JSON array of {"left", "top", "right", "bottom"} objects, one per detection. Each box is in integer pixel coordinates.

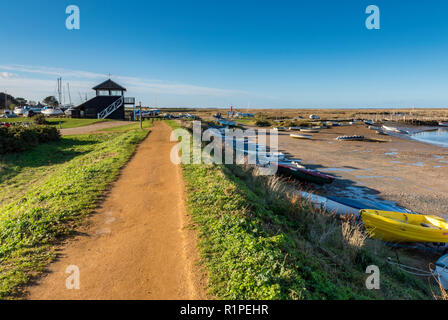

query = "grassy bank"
[
  {"left": 0, "top": 127, "right": 150, "bottom": 298},
  {"left": 166, "top": 120, "right": 432, "bottom": 300}
]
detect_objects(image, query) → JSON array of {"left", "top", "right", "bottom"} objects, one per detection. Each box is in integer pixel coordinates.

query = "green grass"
[
  {"left": 165, "top": 119, "right": 432, "bottom": 300},
  {"left": 0, "top": 127, "right": 150, "bottom": 299},
  {"left": 4, "top": 118, "right": 110, "bottom": 129}
]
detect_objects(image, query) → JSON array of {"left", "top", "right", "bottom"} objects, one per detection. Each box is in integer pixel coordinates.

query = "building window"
[
  {"left": 98, "top": 90, "right": 109, "bottom": 96},
  {"left": 111, "top": 90, "right": 123, "bottom": 96}
]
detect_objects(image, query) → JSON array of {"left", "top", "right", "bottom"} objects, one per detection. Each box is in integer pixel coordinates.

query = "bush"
[
  {"left": 34, "top": 114, "right": 47, "bottom": 125},
  {"left": 0, "top": 126, "right": 60, "bottom": 154},
  {"left": 255, "top": 119, "right": 271, "bottom": 127}
]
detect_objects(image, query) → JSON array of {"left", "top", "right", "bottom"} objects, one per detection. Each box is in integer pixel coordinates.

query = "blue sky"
[{"left": 0, "top": 0, "right": 447, "bottom": 108}]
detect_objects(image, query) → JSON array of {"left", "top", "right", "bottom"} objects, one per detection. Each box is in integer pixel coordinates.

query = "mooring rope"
[{"left": 386, "top": 257, "right": 433, "bottom": 277}]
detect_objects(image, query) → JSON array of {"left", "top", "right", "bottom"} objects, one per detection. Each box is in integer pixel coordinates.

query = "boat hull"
[
  {"left": 278, "top": 164, "right": 334, "bottom": 185},
  {"left": 361, "top": 209, "right": 448, "bottom": 243}
]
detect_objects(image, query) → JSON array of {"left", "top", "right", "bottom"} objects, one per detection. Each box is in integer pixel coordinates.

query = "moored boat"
[
  {"left": 336, "top": 135, "right": 364, "bottom": 141},
  {"left": 277, "top": 164, "right": 335, "bottom": 185},
  {"left": 290, "top": 133, "right": 312, "bottom": 140},
  {"left": 435, "top": 254, "right": 448, "bottom": 289},
  {"left": 361, "top": 209, "right": 448, "bottom": 243},
  {"left": 300, "top": 128, "right": 319, "bottom": 133}
]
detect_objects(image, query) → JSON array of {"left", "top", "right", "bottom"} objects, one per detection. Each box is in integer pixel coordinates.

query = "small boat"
[
  {"left": 41, "top": 107, "right": 64, "bottom": 116},
  {"left": 435, "top": 254, "right": 448, "bottom": 289},
  {"left": 277, "top": 164, "right": 335, "bottom": 185},
  {"left": 361, "top": 209, "right": 448, "bottom": 243},
  {"left": 300, "top": 128, "right": 319, "bottom": 133},
  {"left": 336, "top": 135, "right": 364, "bottom": 141},
  {"left": 299, "top": 192, "right": 359, "bottom": 216},
  {"left": 439, "top": 122, "right": 448, "bottom": 127},
  {"left": 382, "top": 125, "right": 409, "bottom": 134},
  {"left": 273, "top": 127, "right": 287, "bottom": 131},
  {"left": 365, "top": 120, "right": 375, "bottom": 126},
  {"left": 13, "top": 107, "right": 25, "bottom": 115},
  {"left": 290, "top": 134, "right": 312, "bottom": 140},
  {"left": 288, "top": 126, "right": 302, "bottom": 130},
  {"left": 327, "top": 196, "right": 410, "bottom": 213},
  {"left": 217, "top": 119, "right": 236, "bottom": 127}
]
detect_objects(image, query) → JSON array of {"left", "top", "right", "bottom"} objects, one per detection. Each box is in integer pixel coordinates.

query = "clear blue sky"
[{"left": 0, "top": 0, "right": 447, "bottom": 108}]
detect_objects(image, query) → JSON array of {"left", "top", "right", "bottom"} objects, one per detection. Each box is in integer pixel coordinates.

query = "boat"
[
  {"left": 382, "top": 125, "right": 409, "bottom": 134},
  {"left": 290, "top": 134, "right": 312, "bottom": 140},
  {"left": 288, "top": 126, "right": 302, "bottom": 130},
  {"left": 300, "top": 128, "right": 319, "bottom": 133},
  {"left": 273, "top": 127, "right": 287, "bottom": 131},
  {"left": 438, "top": 122, "right": 448, "bottom": 127},
  {"left": 13, "top": 107, "right": 25, "bottom": 115},
  {"left": 299, "top": 192, "right": 360, "bottom": 216},
  {"left": 435, "top": 254, "right": 448, "bottom": 289},
  {"left": 41, "top": 107, "right": 64, "bottom": 116},
  {"left": 360, "top": 209, "right": 448, "bottom": 243},
  {"left": 336, "top": 135, "right": 364, "bottom": 141},
  {"left": 365, "top": 120, "right": 375, "bottom": 126},
  {"left": 277, "top": 164, "right": 335, "bottom": 185},
  {"left": 217, "top": 119, "right": 236, "bottom": 127},
  {"left": 327, "top": 196, "right": 411, "bottom": 213}
]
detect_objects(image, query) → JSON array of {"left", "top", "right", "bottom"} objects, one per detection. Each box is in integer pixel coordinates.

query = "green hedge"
[{"left": 0, "top": 126, "right": 60, "bottom": 154}]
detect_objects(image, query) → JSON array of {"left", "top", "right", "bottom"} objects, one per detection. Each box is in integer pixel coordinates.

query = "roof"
[
  {"left": 92, "top": 79, "right": 127, "bottom": 91},
  {"left": 75, "top": 96, "right": 122, "bottom": 110}
]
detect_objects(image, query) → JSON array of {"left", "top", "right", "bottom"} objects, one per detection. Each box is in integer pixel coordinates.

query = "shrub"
[
  {"left": 255, "top": 119, "right": 271, "bottom": 127},
  {"left": 34, "top": 114, "right": 47, "bottom": 125},
  {"left": 0, "top": 126, "right": 60, "bottom": 154}
]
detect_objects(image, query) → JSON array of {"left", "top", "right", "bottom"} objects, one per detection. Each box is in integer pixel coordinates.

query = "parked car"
[
  {"left": 1, "top": 111, "right": 18, "bottom": 118},
  {"left": 23, "top": 109, "right": 37, "bottom": 117}
]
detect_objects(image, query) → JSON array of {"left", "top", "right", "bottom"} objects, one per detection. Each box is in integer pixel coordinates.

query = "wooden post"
[{"left": 139, "top": 102, "right": 143, "bottom": 130}]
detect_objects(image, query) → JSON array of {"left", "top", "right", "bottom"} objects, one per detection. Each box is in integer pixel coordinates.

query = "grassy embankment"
[
  {"left": 166, "top": 119, "right": 433, "bottom": 300},
  {"left": 0, "top": 125, "right": 151, "bottom": 299},
  {"left": 3, "top": 118, "right": 111, "bottom": 129}
]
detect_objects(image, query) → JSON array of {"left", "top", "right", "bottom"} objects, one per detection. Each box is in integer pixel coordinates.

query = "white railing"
[{"left": 97, "top": 96, "right": 124, "bottom": 119}]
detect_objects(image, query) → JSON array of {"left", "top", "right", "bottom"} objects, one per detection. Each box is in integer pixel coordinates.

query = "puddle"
[
  {"left": 384, "top": 152, "right": 398, "bottom": 156},
  {"left": 434, "top": 155, "right": 444, "bottom": 160},
  {"left": 433, "top": 166, "right": 442, "bottom": 168},
  {"left": 321, "top": 167, "right": 356, "bottom": 172},
  {"left": 391, "top": 177, "right": 403, "bottom": 181},
  {"left": 391, "top": 161, "right": 402, "bottom": 164},
  {"left": 355, "top": 175, "right": 385, "bottom": 179},
  {"left": 407, "top": 162, "right": 424, "bottom": 167}
]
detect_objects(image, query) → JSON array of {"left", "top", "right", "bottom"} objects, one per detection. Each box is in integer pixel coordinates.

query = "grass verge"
[
  {"left": 166, "top": 119, "right": 432, "bottom": 300},
  {"left": 0, "top": 127, "right": 150, "bottom": 299}
]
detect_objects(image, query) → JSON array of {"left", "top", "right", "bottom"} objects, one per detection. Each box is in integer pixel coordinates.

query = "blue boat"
[{"left": 327, "top": 196, "right": 411, "bottom": 213}]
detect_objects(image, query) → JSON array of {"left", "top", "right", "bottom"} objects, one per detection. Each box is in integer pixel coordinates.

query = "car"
[
  {"left": 1, "top": 111, "right": 18, "bottom": 118},
  {"left": 23, "top": 110, "right": 36, "bottom": 118}
]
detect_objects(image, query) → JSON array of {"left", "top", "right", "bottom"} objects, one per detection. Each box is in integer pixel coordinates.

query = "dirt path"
[
  {"left": 27, "top": 121, "right": 207, "bottom": 300},
  {"left": 60, "top": 121, "right": 129, "bottom": 135}
]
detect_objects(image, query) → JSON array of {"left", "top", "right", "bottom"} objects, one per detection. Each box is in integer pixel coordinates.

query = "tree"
[{"left": 42, "top": 96, "right": 59, "bottom": 108}]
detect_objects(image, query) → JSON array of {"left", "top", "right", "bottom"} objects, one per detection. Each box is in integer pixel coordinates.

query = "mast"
[
  {"left": 57, "top": 77, "right": 62, "bottom": 107},
  {"left": 67, "top": 83, "right": 72, "bottom": 106}
]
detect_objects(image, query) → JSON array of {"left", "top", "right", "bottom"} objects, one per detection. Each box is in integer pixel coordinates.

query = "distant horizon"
[{"left": 1, "top": 1, "right": 448, "bottom": 108}]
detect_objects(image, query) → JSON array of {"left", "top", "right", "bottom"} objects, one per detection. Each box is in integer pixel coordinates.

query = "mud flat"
[{"left": 246, "top": 123, "right": 448, "bottom": 219}]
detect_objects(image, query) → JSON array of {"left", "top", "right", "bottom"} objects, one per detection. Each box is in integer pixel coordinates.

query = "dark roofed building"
[{"left": 72, "top": 79, "right": 134, "bottom": 120}]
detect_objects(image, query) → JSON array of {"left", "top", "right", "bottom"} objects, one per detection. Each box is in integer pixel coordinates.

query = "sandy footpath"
[
  {"left": 246, "top": 124, "right": 448, "bottom": 219},
  {"left": 27, "top": 121, "right": 207, "bottom": 300},
  {"left": 60, "top": 121, "right": 129, "bottom": 135}
]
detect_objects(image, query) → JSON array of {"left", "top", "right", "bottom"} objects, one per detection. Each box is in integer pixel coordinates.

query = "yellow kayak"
[{"left": 360, "top": 209, "right": 448, "bottom": 243}]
